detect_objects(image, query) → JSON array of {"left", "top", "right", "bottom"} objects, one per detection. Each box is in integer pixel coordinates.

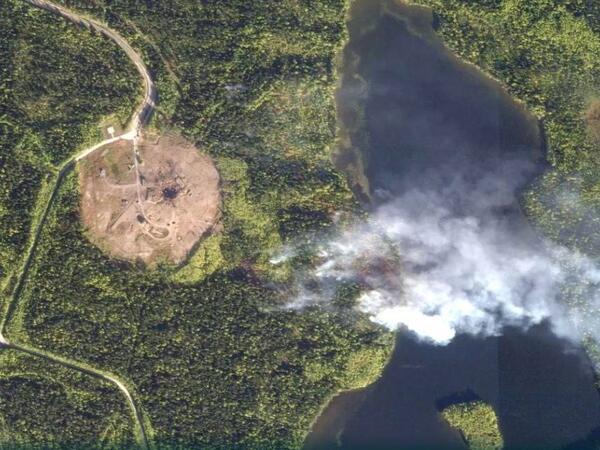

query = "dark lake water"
[{"left": 305, "top": 1, "right": 600, "bottom": 449}]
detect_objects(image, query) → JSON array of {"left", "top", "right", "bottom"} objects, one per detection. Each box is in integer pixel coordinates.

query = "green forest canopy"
[
  {"left": 1, "top": 0, "right": 392, "bottom": 447},
  {"left": 3, "top": 0, "right": 600, "bottom": 447}
]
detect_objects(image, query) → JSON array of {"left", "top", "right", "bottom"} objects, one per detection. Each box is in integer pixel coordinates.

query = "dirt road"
[
  {"left": 24, "top": 0, "right": 156, "bottom": 162},
  {"left": 0, "top": 1, "right": 157, "bottom": 448}
]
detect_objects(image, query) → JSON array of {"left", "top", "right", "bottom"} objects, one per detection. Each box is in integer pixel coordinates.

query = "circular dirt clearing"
[{"left": 79, "top": 133, "right": 220, "bottom": 265}]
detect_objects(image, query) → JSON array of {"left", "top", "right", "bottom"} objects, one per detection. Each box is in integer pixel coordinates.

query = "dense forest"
[
  {"left": 9, "top": 0, "right": 600, "bottom": 446},
  {"left": 10, "top": 172, "right": 391, "bottom": 448},
  {"left": 440, "top": 400, "right": 503, "bottom": 450},
  {"left": 1, "top": 0, "right": 393, "bottom": 447},
  {"left": 0, "top": 0, "right": 138, "bottom": 289},
  {"left": 0, "top": 3, "right": 140, "bottom": 447},
  {"left": 0, "top": 349, "right": 136, "bottom": 448}
]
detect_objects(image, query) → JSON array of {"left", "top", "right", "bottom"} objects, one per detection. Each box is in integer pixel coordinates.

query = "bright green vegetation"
[
  {"left": 305, "top": 346, "right": 391, "bottom": 390},
  {"left": 172, "top": 80, "right": 356, "bottom": 283},
  {"left": 0, "top": 0, "right": 138, "bottom": 286},
  {"left": 411, "top": 0, "right": 600, "bottom": 253},
  {"left": 1, "top": 0, "right": 394, "bottom": 447},
  {"left": 0, "top": 349, "right": 135, "bottom": 449},
  {"left": 441, "top": 400, "right": 503, "bottom": 450}
]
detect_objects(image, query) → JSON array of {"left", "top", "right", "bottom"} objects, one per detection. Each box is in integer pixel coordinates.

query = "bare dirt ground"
[
  {"left": 585, "top": 100, "right": 600, "bottom": 141},
  {"left": 79, "top": 133, "right": 220, "bottom": 265}
]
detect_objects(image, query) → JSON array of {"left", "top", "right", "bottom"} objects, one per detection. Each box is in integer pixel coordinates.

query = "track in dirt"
[
  {"left": 1, "top": 1, "right": 158, "bottom": 448},
  {"left": 80, "top": 134, "right": 221, "bottom": 265}
]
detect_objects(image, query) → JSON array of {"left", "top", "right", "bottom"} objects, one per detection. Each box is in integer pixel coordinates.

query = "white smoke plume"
[{"left": 272, "top": 158, "right": 600, "bottom": 346}]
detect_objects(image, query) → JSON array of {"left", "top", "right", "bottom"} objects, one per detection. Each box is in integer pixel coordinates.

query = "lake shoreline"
[{"left": 305, "top": 0, "right": 600, "bottom": 448}]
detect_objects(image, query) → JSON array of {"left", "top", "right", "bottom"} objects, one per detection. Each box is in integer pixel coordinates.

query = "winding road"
[
  {"left": 1, "top": 0, "right": 157, "bottom": 448},
  {"left": 23, "top": 0, "right": 157, "bottom": 161}
]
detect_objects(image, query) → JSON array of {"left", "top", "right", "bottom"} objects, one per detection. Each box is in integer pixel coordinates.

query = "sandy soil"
[
  {"left": 585, "top": 100, "right": 600, "bottom": 141},
  {"left": 79, "top": 133, "right": 220, "bottom": 265}
]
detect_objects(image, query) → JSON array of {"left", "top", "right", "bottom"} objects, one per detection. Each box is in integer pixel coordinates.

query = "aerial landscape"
[{"left": 2, "top": 0, "right": 600, "bottom": 448}]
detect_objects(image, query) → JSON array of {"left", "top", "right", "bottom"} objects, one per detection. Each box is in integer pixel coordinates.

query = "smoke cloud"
[{"left": 272, "top": 157, "right": 600, "bottom": 346}]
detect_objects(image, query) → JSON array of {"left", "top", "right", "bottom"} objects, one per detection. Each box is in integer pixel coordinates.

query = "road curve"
[
  {"left": 23, "top": 0, "right": 157, "bottom": 162},
  {"left": 1, "top": 339, "right": 151, "bottom": 450},
  {"left": 0, "top": 1, "right": 157, "bottom": 448}
]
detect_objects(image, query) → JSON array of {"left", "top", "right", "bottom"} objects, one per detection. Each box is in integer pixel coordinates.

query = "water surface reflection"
[{"left": 305, "top": 1, "right": 600, "bottom": 448}]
